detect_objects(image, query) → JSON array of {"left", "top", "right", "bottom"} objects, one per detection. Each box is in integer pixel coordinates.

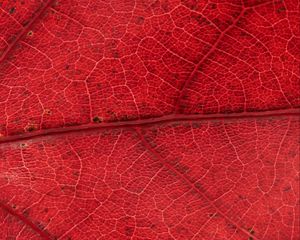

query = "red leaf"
[{"left": 0, "top": 0, "right": 299, "bottom": 239}]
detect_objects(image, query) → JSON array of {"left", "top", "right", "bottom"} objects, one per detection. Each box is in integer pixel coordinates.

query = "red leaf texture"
[{"left": 0, "top": 0, "right": 299, "bottom": 239}]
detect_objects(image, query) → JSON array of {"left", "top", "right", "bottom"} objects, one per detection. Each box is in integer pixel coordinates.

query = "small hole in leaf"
[
  {"left": 20, "top": 143, "right": 28, "bottom": 148},
  {"left": 93, "top": 116, "right": 102, "bottom": 123},
  {"left": 44, "top": 109, "right": 52, "bottom": 115},
  {"left": 27, "top": 31, "right": 33, "bottom": 37}
]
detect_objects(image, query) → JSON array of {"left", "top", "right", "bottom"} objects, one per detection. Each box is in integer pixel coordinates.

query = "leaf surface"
[{"left": 0, "top": 0, "right": 299, "bottom": 239}]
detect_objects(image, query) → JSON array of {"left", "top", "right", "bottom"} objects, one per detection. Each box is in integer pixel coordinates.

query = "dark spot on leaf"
[
  {"left": 23, "top": 209, "right": 30, "bottom": 217},
  {"left": 194, "top": 182, "right": 203, "bottom": 190},
  {"left": 96, "top": 83, "right": 102, "bottom": 89},
  {"left": 93, "top": 116, "right": 102, "bottom": 123},
  {"left": 277, "top": 7, "right": 286, "bottom": 13},
  {"left": 176, "top": 226, "right": 189, "bottom": 234},
  {"left": 182, "top": 0, "right": 199, "bottom": 10},
  {"left": 65, "top": 122, "right": 78, "bottom": 127},
  {"left": 226, "top": 20, "right": 233, "bottom": 26},
  {"left": 73, "top": 171, "right": 80, "bottom": 176},
  {"left": 240, "top": 30, "right": 248, "bottom": 37},
  {"left": 11, "top": 204, "right": 17, "bottom": 209},
  {"left": 44, "top": 109, "right": 52, "bottom": 115},
  {"left": 150, "top": 224, "right": 156, "bottom": 229},
  {"left": 236, "top": 20, "right": 242, "bottom": 27},
  {"left": 20, "top": 143, "right": 28, "bottom": 149},
  {"left": 209, "top": 3, "right": 217, "bottom": 9},
  {"left": 249, "top": 237, "right": 254, "bottom": 240},
  {"left": 191, "top": 14, "right": 209, "bottom": 26},
  {"left": 232, "top": 11, "right": 240, "bottom": 18},
  {"left": 125, "top": 226, "right": 134, "bottom": 236},
  {"left": 176, "top": 164, "right": 190, "bottom": 174},
  {"left": 8, "top": 35, "right": 16, "bottom": 43},
  {"left": 36, "top": 221, "right": 45, "bottom": 230},
  {"left": 27, "top": 31, "right": 33, "bottom": 37},
  {"left": 209, "top": 213, "right": 218, "bottom": 218},
  {"left": 227, "top": 223, "right": 237, "bottom": 230},
  {"left": 61, "top": 185, "right": 75, "bottom": 194},
  {"left": 172, "top": 73, "right": 179, "bottom": 79},
  {"left": 113, "top": 51, "right": 119, "bottom": 59},
  {"left": 9, "top": 7, "right": 16, "bottom": 14},
  {"left": 26, "top": 125, "right": 36, "bottom": 132},
  {"left": 247, "top": 227, "right": 255, "bottom": 236},
  {"left": 22, "top": 20, "right": 29, "bottom": 27},
  {"left": 44, "top": 208, "right": 49, "bottom": 213},
  {"left": 239, "top": 195, "right": 247, "bottom": 199},
  {"left": 65, "top": 65, "right": 70, "bottom": 70},
  {"left": 119, "top": 115, "right": 131, "bottom": 121},
  {"left": 135, "top": 16, "right": 145, "bottom": 25},
  {"left": 161, "top": 0, "right": 170, "bottom": 12},
  {"left": 288, "top": 150, "right": 296, "bottom": 157}
]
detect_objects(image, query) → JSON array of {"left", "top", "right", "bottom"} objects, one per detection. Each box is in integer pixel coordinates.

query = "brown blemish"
[
  {"left": 44, "top": 109, "right": 52, "bottom": 115},
  {"left": 247, "top": 227, "right": 255, "bottom": 240},
  {"left": 27, "top": 31, "right": 33, "bottom": 37},
  {"left": 25, "top": 124, "right": 36, "bottom": 132},
  {"left": 20, "top": 143, "right": 28, "bottom": 149},
  {"left": 9, "top": 7, "right": 16, "bottom": 14},
  {"left": 92, "top": 116, "right": 102, "bottom": 123},
  {"left": 208, "top": 213, "right": 218, "bottom": 218}
]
